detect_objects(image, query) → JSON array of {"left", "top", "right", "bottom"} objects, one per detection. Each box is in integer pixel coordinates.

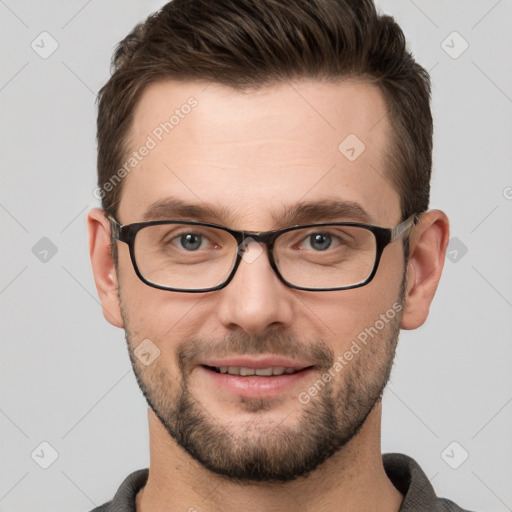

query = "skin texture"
[{"left": 88, "top": 79, "right": 449, "bottom": 511}]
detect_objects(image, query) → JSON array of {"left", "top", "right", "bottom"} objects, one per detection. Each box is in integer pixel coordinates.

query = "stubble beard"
[{"left": 121, "top": 295, "right": 403, "bottom": 483}]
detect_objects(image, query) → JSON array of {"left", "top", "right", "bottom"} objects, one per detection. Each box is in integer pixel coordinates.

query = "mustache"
[{"left": 177, "top": 330, "right": 335, "bottom": 372}]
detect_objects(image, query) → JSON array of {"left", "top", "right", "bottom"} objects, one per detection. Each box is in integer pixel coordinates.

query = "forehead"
[{"left": 119, "top": 78, "right": 400, "bottom": 227}]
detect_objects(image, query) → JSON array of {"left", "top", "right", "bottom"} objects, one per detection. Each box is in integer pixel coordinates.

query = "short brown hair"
[{"left": 96, "top": 0, "right": 432, "bottom": 222}]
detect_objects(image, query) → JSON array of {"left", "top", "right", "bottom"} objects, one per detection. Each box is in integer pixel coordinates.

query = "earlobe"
[
  {"left": 87, "top": 208, "right": 124, "bottom": 328},
  {"left": 400, "top": 210, "right": 450, "bottom": 330}
]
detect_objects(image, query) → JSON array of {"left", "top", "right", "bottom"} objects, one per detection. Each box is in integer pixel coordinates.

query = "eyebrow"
[
  {"left": 275, "top": 200, "right": 371, "bottom": 226},
  {"left": 141, "top": 198, "right": 372, "bottom": 227},
  {"left": 142, "top": 198, "right": 230, "bottom": 222}
]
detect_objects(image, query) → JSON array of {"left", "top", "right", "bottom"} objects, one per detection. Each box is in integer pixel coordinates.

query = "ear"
[
  {"left": 87, "top": 208, "right": 124, "bottom": 328},
  {"left": 400, "top": 210, "right": 450, "bottom": 330}
]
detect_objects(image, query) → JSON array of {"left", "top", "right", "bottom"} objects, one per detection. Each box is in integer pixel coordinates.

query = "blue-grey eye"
[
  {"left": 309, "top": 233, "right": 332, "bottom": 251},
  {"left": 180, "top": 233, "right": 203, "bottom": 250}
]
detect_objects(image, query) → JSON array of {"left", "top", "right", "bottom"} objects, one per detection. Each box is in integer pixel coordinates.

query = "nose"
[{"left": 216, "top": 241, "right": 295, "bottom": 334}]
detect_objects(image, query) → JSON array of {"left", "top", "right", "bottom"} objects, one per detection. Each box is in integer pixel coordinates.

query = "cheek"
[
  {"left": 301, "top": 266, "right": 403, "bottom": 352},
  {"left": 115, "top": 243, "right": 222, "bottom": 344},
  {"left": 118, "top": 265, "right": 213, "bottom": 365},
  {"left": 116, "top": 245, "right": 187, "bottom": 335},
  {"left": 122, "top": 291, "right": 202, "bottom": 338}
]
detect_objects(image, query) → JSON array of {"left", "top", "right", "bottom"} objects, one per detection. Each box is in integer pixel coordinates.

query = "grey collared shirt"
[{"left": 89, "top": 453, "right": 475, "bottom": 511}]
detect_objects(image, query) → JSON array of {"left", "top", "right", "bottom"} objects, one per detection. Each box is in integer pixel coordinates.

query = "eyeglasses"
[{"left": 108, "top": 214, "right": 419, "bottom": 293}]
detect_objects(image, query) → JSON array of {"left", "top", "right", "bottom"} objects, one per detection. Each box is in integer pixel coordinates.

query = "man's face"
[{"left": 115, "top": 79, "right": 406, "bottom": 481}]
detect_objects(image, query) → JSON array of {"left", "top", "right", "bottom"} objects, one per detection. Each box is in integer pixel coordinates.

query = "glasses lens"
[
  {"left": 133, "top": 223, "right": 238, "bottom": 290},
  {"left": 274, "top": 225, "right": 377, "bottom": 289}
]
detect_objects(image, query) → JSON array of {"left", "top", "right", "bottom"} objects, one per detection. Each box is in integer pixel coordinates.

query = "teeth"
[
  {"left": 217, "top": 366, "right": 297, "bottom": 376},
  {"left": 255, "top": 368, "right": 273, "bottom": 376}
]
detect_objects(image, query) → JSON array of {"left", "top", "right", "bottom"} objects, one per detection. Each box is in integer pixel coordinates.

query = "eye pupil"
[
  {"left": 310, "top": 233, "right": 331, "bottom": 251},
  {"left": 180, "top": 234, "right": 202, "bottom": 250}
]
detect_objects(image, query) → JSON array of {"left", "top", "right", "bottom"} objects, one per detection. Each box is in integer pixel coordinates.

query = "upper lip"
[{"left": 201, "top": 356, "right": 312, "bottom": 370}]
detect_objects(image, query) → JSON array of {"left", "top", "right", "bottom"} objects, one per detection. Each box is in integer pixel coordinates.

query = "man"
[{"left": 87, "top": 0, "right": 473, "bottom": 510}]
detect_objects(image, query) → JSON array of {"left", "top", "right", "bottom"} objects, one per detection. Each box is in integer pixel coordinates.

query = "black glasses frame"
[{"left": 108, "top": 214, "right": 419, "bottom": 293}]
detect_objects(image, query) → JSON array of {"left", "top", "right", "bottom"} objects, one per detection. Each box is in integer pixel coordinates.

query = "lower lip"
[{"left": 197, "top": 365, "right": 314, "bottom": 399}]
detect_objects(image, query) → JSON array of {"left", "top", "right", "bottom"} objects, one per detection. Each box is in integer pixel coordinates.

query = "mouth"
[
  {"left": 202, "top": 364, "right": 309, "bottom": 376},
  {"left": 197, "top": 357, "right": 315, "bottom": 399}
]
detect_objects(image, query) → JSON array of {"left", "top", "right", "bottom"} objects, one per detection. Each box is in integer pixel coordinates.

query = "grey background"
[{"left": 1, "top": 1, "right": 511, "bottom": 511}]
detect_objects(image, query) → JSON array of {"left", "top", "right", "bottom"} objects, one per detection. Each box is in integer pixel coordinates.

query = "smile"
[{"left": 203, "top": 365, "right": 303, "bottom": 376}]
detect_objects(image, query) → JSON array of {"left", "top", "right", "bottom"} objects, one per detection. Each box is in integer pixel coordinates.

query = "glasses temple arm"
[
  {"left": 106, "top": 214, "right": 122, "bottom": 240},
  {"left": 390, "top": 214, "right": 420, "bottom": 241}
]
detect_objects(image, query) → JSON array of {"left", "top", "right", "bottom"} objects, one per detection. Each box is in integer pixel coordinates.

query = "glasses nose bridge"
[
  {"left": 237, "top": 229, "right": 278, "bottom": 253},
  {"left": 232, "top": 229, "right": 282, "bottom": 285}
]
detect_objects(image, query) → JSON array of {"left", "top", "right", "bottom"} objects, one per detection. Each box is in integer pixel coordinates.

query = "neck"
[{"left": 136, "top": 404, "right": 403, "bottom": 512}]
